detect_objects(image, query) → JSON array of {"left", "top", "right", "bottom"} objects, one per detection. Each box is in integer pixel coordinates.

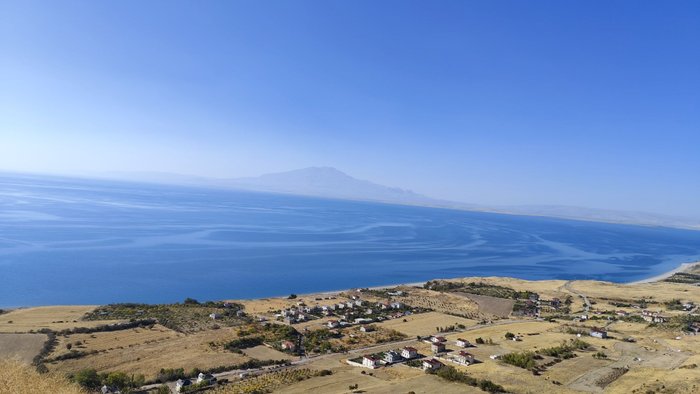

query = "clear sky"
[{"left": 1, "top": 1, "right": 699, "bottom": 216}]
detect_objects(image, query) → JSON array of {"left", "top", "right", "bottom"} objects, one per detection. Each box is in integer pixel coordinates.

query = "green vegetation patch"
[
  {"left": 429, "top": 365, "right": 506, "bottom": 393},
  {"left": 424, "top": 280, "right": 535, "bottom": 299},
  {"left": 84, "top": 299, "right": 248, "bottom": 332}
]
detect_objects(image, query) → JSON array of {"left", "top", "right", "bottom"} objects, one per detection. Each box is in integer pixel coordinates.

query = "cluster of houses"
[
  {"left": 352, "top": 336, "right": 480, "bottom": 372},
  {"left": 275, "top": 297, "right": 411, "bottom": 325},
  {"left": 355, "top": 346, "right": 420, "bottom": 369},
  {"left": 175, "top": 372, "right": 216, "bottom": 392},
  {"left": 513, "top": 294, "right": 566, "bottom": 318},
  {"left": 641, "top": 310, "right": 669, "bottom": 323}
]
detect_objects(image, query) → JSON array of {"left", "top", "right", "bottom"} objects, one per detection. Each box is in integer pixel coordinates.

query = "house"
[
  {"left": 455, "top": 338, "right": 471, "bottom": 348},
  {"left": 401, "top": 346, "right": 418, "bottom": 359},
  {"left": 384, "top": 351, "right": 402, "bottom": 363},
  {"left": 379, "top": 302, "right": 391, "bottom": 310},
  {"left": 580, "top": 314, "right": 589, "bottom": 321},
  {"left": 175, "top": 379, "right": 192, "bottom": 392},
  {"left": 489, "top": 354, "right": 501, "bottom": 360},
  {"left": 346, "top": 301, "right": 355, "bottom": 309},
  {"left": 362, "top": 355, "right": 380, "bottom": 368},
  {"left": 360, "top": 325, "right": 375, "bottom": 332},
  {"left": 281, "top": 340, "right": 296, "bottom": 351},
  {"left": 430, "top": 336, "right": 447, "bottom": 343},
  {"left": 431, "top": 342, "right": 446, "bottom": 353},
  {"left": 196, "top": 373, "right": 216, "bottom": 384},
  {"left": 354, "top": 318, "right": 373, "bottom": 324},
  {"left": 590, "top": 328, "right": 608, "bottom": 339},
  {"left": 283, "top": 316, "right": 295, "bottom": 325},
  {"left": 688, "top": 322, "right": 700, "bottom": 334},
  {"left": 390, "top": 302, "right": 404, "bottom": 309},
  {"left": 365, "top": 308, "right": 374, "bottom": 315},
  {"left": 652, "top": 315, "right": 668, "bottom": 323},
  {"left": 456, "top": 351, "right": 475, "bottom": 365},
  {"left": 355, "top": 300, "right": 363, "bottom": 307},
  {"left": 327, "top": 320, "right": 340, "bottom": 329},
  {"left": 422, "top": 358, "right": 443, "bottom": 371},
  {"left": 616, "top": 310, "right": 629, "bottom": 317},
  {"left": 209, "top": 313, "right": 221, "bottom": 320}
]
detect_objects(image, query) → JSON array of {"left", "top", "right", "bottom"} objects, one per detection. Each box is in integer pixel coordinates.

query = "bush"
[{"left": 73, "top": 369, "right": 101, "bottom": 390}]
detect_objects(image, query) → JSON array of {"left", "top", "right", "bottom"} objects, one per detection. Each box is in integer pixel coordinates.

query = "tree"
[
  {"left": 73, "top": 369, "right": 101, "bottom": 390},
  {"left": 156, "top": 385, "right": 170, "bottom": 394},
  {"left": 183, "top": 297, "right": 199, "bottom": 305},
  {"left": 505, "top": 332, "right": 515, "bottom": 340},
  {"left": 104, "top": 372, "right": 130, "bottom": 390},
  {"left": 288, "top": 294, "right": 298, "bottom": 299}
]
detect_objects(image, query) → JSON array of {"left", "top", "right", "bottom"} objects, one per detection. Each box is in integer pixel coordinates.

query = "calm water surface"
[{"left": 2, "top": 173, "right": 700, "bottom": 306}]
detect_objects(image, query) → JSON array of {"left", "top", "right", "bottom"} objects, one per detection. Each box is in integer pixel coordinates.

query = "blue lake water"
[{"left": 2, "top": 173, "right": 700, "bottom": 307}]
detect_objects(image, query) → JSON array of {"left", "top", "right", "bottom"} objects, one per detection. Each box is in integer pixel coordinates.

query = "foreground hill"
[
  {"left": 2, "top": 269, "right": 699, "bottom": 393},
  {"left": 0, "top": 360, "right": 84, "bottom": 394}
]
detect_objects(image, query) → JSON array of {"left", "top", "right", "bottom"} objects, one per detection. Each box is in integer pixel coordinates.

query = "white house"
[
  {"left": 390, "top": 302, "right": 404, "bottom": 309},
  {"left": 196, "top": 373, "right": 215, "bottom": 384},
  {"left": 590, "top": 328, "right": 608, "bottom": 339},
  {"left": 456, "top": 351, "right": 475, "bottom": 365},
  {"left": 401, "top": 346, "right": 418, "bottom": 359},
  {"left": 384, "top": 351, "right": 402, "bottom": 363},
  {"left": 422, "top": 358, "right": 443, "bottom": 371},
  {"left": 455, "top": 338, "right": 471, "bottom": 348},
  {"left": 360, "top": 325, "right": 375, "bottom": 332},
  {"left": 431, "top": 342, "right": 446, "bottom": 353},
  {"left": 362, "top": 355, "right": 380, "bottom": 368},
  {"left": 489, "top": 354, "right": 501, "bottom": 360},
  {"left": 175, "top": 379, "right": 191, "bottom": 392},
  {"left": 209, "top": 313, "right": 221, "bottom": 320},
  {"left": 430, "top": 336, "right": 446, "bottom": 343}
]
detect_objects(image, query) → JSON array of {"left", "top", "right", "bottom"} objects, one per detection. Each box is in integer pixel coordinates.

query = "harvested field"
[
  {"left": 46, "top": 326, "right": 250, "bottom": 379},
  {"left": 454, "top": 293, "right": 515, "bottom": 317},
  {"left": 376, "top": 311, "right": 477, "bottom": 337},
  {"left": 242, "top": 345, "right": 294, "bottom": 361},
  {"left": 0, "top": 333, "right": 48, "bottom": 364},
  {"left": 0, "top": 306, "right": 122, "bottom": 333}
]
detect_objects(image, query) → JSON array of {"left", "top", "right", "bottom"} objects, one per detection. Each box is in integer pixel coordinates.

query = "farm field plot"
[
  {"left": 376, "top": 311, "right": 477, "bottom": 337},
  {"left": 275, "top": 362, "right": 482, "bottom": 394},
  {"left": 48, "top": 324, "right": 177, "bottom": 359},
  {"left": 0, "top": 333, "right": 47, "bottom": 363},
  {"left": 0, "top": 306, "right": 122, "bottom": 333},
  {"left": 46, "top": 326, "right": 249, "bottom": 379},
  {"left": 243, "top": 345, "right": 293, "bottom": 361},
  {"left": 454, "top": 293, "right": 515, "bottom": 317}
]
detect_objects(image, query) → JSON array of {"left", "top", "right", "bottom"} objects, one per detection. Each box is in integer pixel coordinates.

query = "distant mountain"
[
  {"left": 91, "top": 167, "right": 700, "bottom": 230},
  {"left": 224, "top": 167, "right": 442, "bottom": 206}
]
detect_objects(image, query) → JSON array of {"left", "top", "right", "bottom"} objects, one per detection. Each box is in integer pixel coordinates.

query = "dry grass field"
[
  {"left": 0, "top": 306, "right": 122, "bottom": 333},
  {"left": 0, "top": 360, "right": 85, "bottom": 394},
  {"left": 45, "top": 325, "right": 251, "bottom": 379},
  {"left": 376, "top": 311, "right": 478, "bottom": 337},
  {"left": 0, "top": 333, "right": 47, "bottom": 364},
  {"left": 242, "top": 345, "right": 294, "bottom": 361},
  {"left": 274, "top": 359, "right": 482, "bottom": 394}
]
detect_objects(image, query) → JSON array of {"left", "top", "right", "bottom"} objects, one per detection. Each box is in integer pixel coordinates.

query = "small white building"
[
  {"left": 430, "top": 336, "right": 446, "bottom": 343},
  {"left": 455, "top": 338, "right": 471, "bottom": 348},
  {"left": 196, "top": 373, "right": 215, "bottom": 384},
  {"left": 431, "top": 342, "right": 446, "bottom": 353},
  {"left": 384, "top": 351, "right": 402, "bottom": 363},
  {"left": 175, "top": 379, "right": 191, "bottom": 392},
  {"left": 422, "top": 358, "right": 443, "bottom": 371},
  {"left": 401, "top": 346, "right": 418, "bottom": 359},
  {"left": 360, "top": 325, "right": 375, "bottom": 332},
  {"left": 281, "top": 340, "right": 296, "bottom": 351},
  {"left": 209, "top": 313, "right": 221, "bottom": 320},
  {"left": 362, "top": 355, "right": 380, "bottom": 369},
  {"left": 327, "top": 320, "right": 340, "bottom": 329},
  {"left": 590, "top": 328, "right": 608, "bottom": 339},
  {"left": 456, "top": 351, "right": 475, "bottom": 365}
]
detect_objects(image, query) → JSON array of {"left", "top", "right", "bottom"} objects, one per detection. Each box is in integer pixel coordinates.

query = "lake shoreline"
[{"left": 626, "top": 260, "right": 700, "bottom": 285}]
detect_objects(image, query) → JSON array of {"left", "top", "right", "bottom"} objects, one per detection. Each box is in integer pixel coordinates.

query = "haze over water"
[{"left": 2, "top": 173, "right": 700, "bottom": 307}]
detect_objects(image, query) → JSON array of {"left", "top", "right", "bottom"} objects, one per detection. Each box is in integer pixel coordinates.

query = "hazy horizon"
[{"left": 2, "top": 1, "right": 699, "bottom": 217}]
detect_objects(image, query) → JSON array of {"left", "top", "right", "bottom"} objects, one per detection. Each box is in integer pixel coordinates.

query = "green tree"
[{"left": 73, "top": 369, "right": 101, "bottom": 390}]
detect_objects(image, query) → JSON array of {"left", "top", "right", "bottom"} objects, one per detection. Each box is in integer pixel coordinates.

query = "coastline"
[{"left": 627, "top": 260, "right": 700, "bottom": 285}]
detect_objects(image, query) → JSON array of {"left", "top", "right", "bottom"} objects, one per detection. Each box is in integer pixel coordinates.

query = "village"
[{"left": 2, "top": 270, "right": 700, "bottom": 394}]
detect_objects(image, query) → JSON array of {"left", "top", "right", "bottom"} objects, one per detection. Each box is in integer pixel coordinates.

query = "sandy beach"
[{"left": 627, "top": 260, "right": 700, "bottom": 284}]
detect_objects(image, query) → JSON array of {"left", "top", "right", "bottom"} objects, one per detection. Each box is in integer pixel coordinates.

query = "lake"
[{"left": 2, "top": 173, "right": 700, "bottom": 307}]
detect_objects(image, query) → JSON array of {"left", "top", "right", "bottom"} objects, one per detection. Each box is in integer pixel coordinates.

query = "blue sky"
[{"left": 1, "top": 1, "right": 699, "bottom": 216}]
